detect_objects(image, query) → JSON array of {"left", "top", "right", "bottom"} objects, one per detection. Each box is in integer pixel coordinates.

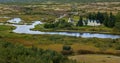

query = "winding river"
[{"left": 6, "top": 18, "right": 120, "bottom": 39}]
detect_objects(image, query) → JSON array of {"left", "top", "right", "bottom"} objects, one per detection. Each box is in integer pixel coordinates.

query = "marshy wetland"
[{"left": 0, "top": 1, "right": 120, "bottom": 63}]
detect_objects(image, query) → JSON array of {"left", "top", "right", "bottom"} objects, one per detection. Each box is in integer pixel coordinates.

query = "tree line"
[
  {"left": 76, "top": 12, "right": 116, "bottom": 28},
  {"left": 43, "top": 12, "right": 120, "bottom": 32},
  {"left": 77, "top": 12, "right": 120, "bottom": 31}
]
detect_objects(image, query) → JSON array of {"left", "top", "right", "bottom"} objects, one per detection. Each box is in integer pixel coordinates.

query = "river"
[{"left": 7, "top": 18, "right": 120, "bottom": 39}]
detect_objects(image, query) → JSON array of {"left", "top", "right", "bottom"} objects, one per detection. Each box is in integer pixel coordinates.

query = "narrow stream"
[{"left": 6, "top": 18, "right": 120, "bottom": 39}]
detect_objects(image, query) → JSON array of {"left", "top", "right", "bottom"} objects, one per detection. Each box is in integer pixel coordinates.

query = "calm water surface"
[{"left": 10, "top": 18, "right": 120, "bottom": 39}]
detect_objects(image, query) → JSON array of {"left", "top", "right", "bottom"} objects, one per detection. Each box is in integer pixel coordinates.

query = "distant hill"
[{"left": 0, "top": 0, "right": 120, "bottom": 4}]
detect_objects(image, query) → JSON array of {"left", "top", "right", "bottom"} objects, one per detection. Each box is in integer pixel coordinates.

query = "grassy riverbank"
[
  {"left": 0, "top": 25, "right": 120, "bottom": 55},
  {"left": 33, "top": 24, "right": 120, "bottom": 35}
]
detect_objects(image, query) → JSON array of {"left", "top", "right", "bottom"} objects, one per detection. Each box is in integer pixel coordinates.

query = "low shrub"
[
  {"left": 0, "top": 41, "right": 77, "bottom": 63},
  {"left": 63, "top": 45, "right": 72, "bottom": 51},
  {"left": 61, "top": 45, "right": 74, "bottom": 55}
]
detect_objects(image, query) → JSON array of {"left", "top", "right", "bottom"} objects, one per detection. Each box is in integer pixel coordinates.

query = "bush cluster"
[{"left": 0, "top": 41, "right": 77, "bottom": 63}]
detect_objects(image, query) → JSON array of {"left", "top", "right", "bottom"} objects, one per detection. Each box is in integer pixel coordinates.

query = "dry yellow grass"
[
  {"left": 37, "top": 44, "right": 63, "bottom": 52},
  {"left": 3, "top": 38, "right": 34, "bottom": 46},
  {"left": 36, "top": 43, "right": 100, "bottom": 53},
  {"left": 0, "top": 18, "right": 11, "bottom": 22},
  {"left": 71, "top": 43, "right": 99, "bottom": 53},
  {"left": 69, "top": 54, "right": 120, "bottom": 63}
]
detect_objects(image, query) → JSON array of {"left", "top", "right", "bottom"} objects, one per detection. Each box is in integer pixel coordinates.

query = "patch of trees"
[
  {"left": 87, "top": 12, "right": 116, "bottom": 28},
  {"left": 44, "top": 19, "right": 73, "bottom": 29},
  {"left": 0, "top": 41, "right": 77, "bottom": 63},
  {"left": 75, "top": 12, "right": 116, "bottom": 28},
  {"left": 88, "top": 12, "right": 104, "bottom": 24},
  {"left": 103, "top": 12, "right": 116, "bottom": 28},
  {"left": 44, "top": 12, "right": 120, "bottom": 32}
]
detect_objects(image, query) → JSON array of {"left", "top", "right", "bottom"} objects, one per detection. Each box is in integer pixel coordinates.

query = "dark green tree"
[
  {"left": 108, "top": 12, "right": 115, "bottom": 28},
  {"left": 76, "top": 16, "right": 83, "bottom": 26},
  {"left": 103, "top": 12, "right": 109, "bottom": 27},
  {"left": 104, "top": 12, "right": 116, "bottom": 28},
  {"left": 92, "top": 13, "right": 97, "bottom": 20},
  {"left": 103, "top": 12, "right": 116, "bottom": 28},
  {"left": 88, "top": 13, "right": 93, "bottom": 21},
  {"left": 96, "top": 12, "right": 104, "bottom": 24}
]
